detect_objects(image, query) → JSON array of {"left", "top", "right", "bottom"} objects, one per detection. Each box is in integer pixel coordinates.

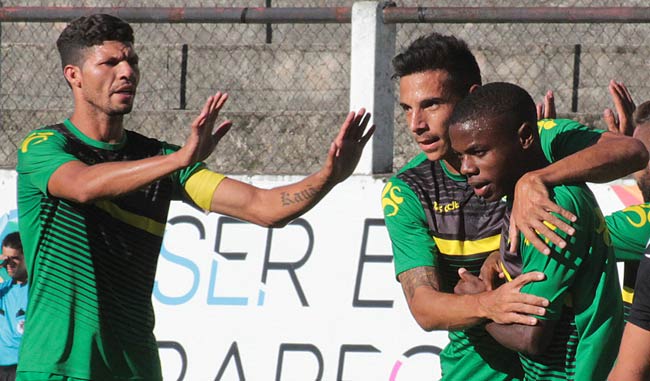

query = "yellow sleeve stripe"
[
  {"left": 622, "top": 286, "right": 635, "bottom": 304},
  {"left": 184, "top": 169, "right": 227, "bottom": 211},
  {"left": 500, "top": 261, "right": 514, "bottom": 282},
  {"left": 432, "top": 234, "right": 501, "bottom": 256}
]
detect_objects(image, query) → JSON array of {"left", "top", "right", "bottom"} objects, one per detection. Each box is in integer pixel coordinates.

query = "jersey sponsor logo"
[
  {"left": 20, "top": 131, "right": 55, "bottom": 153},
  {"left": 433, "top": 200, "right": 459, "bottom": 214},
  {"left": 382, "top": 182, "right": 403, "bottom": 217},
  {"left": 537, "top": 119, "right": 557, "bottom": 132}
]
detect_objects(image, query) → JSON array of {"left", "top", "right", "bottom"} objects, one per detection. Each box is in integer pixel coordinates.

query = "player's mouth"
[
  {"left": 112, "top": 86, "right": 136, "bottom": 100},
  {"left": 417, "top": 136, "right": 442, "bottom": 152},
  {"left": 470, "top": 181, "right": 491, "bottom": 198}
]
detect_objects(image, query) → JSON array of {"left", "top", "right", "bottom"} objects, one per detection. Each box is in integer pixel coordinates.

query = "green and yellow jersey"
[
  {"left": 606, "top": 204, "right": 650, "bottom": 317},
  {"left": 500, "top": 185, "right": 623, "bottom": 381},
  {"left": 629, "top": 250, "right": 650, "bottom": 331},
  {"left": 16, "top": 119, "right": 224, "bottom": 380},
  {"left": 382, "top": 119, "right": 603, "bottom": 381}
]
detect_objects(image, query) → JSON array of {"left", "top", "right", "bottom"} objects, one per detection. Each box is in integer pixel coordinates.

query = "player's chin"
[
  {"left": 482, "top": 189, "right": 505, "bottom": 202},
  {"left": 108, "top": 105, "right": 134, "bottom": 116},
  {"left": 473, "top": 184, "right": 502, "bottom": 202},
  {"left": 423, "top": 149, "right": 446, "bottom": 162}
]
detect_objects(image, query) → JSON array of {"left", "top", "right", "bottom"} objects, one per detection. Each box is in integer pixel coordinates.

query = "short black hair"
[
  {"left": 56, "top": 13, "right": 134, "bottom": 68},
  {"left": 634, "top": 100, "right": 650, "bottom": 127},
  {"left": 449, "top": 82, "right": 536, "bottom": 132},
  {"left": 392, "top": 32, "right": 482, "bottom": 97},
  {"left": 2, "top": 232, "right": 22, "bottom": 252}
]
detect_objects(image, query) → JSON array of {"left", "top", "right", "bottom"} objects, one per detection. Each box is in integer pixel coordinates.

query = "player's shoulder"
[
  {"left": 19, "top": 123, "right": 68, "bottom": 154},
  {"left": 550, "top": 183, "right": 598, "bottom": 215},
  {"left": 610, "top": 203, "right": 650, "bottom": 219},
  {"left": 538, "top": 118, "right": 590, "bottom": 134},
  {"left": 550, "top": 182, "right": 591, "bottom": 199},
  {"left": 394, "top": 152, "right": 429, "bottom": 176},
  {"left": 382, "top": 157, "right": 431, "bottom": 219},
  {"left": 23, "top": 123, "right": 67, "bottom": 137},
  {"left": 383, "top": 153, "right": 429, "bottom": 196}
]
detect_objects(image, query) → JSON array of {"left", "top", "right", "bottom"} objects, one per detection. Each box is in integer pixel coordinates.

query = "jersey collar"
[{"left": 63, "top": 119, "right": 127, "bottom": 151}]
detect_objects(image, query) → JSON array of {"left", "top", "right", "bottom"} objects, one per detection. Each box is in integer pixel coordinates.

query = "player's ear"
[
  {"left": 468, "top": 84, "right": 481, "bottom": 94},
  {"left": 63, "top": 65, "right": 82, "bottom": 88},
  {"left": 517, "top": 122, "right": 536, "bottom": 149}
]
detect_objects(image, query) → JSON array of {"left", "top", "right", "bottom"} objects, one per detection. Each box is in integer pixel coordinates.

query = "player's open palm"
[
  {"left": 323, "top": 108, "right": 375, "bottom": 184},
  {"left": 604, "top": 80, "right": 636, "bottom": 136},
  {"left": 180, "top": 92, "right": 232, "bottom": 166}
]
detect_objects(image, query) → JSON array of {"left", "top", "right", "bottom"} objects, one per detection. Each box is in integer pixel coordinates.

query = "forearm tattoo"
[
  {"left": 281, "top": 186, "right": 318, "bottom": 206},
  {"left": 398, "top": 266, "right": 439, "bottom": 300}
]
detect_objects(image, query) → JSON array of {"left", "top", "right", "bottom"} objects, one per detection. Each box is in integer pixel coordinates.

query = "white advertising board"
[
  {"left": 152, "top": 175, "right": 445, "bottom": 380},
  {"left": 0, "top": 170, "right": 642, "bottom": 380}
]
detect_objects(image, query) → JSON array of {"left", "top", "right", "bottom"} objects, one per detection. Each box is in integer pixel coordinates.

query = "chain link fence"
[
  {"left": 2, "top": 1, "right": 650, "bottom": 173},
  {"left": 394, "top": 21, "right": 650, "bottom": 169}
]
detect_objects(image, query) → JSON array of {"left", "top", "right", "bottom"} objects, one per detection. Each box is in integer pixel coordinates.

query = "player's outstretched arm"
[
  {"left": 399, "top": 266, "right": 547, "bottom": 332},
  {"left": 48, "top": 92, "right": 231, "bottom": 204},
  {"left": 508, "top": 82, "right": 647, "bottom": 254},
  {"left": 206, "top": 109, "right": 374, "bottom": 227}
]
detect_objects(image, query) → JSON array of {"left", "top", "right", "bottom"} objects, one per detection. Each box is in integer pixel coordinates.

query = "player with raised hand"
[{"left": 16, "top": 13, "right": 373, "bottom": 381}]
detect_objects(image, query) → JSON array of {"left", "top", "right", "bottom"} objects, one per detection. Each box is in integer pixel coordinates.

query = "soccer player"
[
  {"left": 15, "top": 14, "right": 373, "bottom": 381},
  {"left": 604, "top": 93, "right": 650, "bottom": 317},
  {"left": 0, "top": 233, "right": 27, "bottom": 381},
  {"left": 383, "top": 32, "right": 644, "bottom": 380},
  {"left": 609, "top": 249, "right": 650, "bottom": 381},
  {"left": 486, "top": 81, "right": 650, "bottom": 319},
  {"left": 450, "top": 82, "right": 623, "bottom": 381},
  {"left": 608, "top": 99, "right": 650, "bottom": 381}
]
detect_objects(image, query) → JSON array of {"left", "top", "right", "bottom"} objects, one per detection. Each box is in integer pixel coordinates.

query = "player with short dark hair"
[
  {"left": 450, "top": 82, "right": 623, "bottom": 381},
  {"left": 16, "top": 13, "right": 373, "bottom": 381},
  {"left": 56, "top": 13, "right": 134, "bottom": 69},
  {"left": 392, "top": 33, "right": 482, "bottom": 97},
  {"left": 383, "top": 32, "right": 643, "bottom": 380}
]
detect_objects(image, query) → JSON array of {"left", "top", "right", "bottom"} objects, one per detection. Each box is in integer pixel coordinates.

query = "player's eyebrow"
[{"left": 419, "top": 97, "right": 445, "bottom": 108}]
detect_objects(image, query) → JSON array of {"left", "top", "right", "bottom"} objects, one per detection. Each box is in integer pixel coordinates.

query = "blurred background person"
[{"left": 0, "top": 232, "right": 28, "bottom": 381}]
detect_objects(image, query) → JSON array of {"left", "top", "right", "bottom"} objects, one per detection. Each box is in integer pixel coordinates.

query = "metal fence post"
[{"left": 350, "top": 1, "right": 395, "bottom": 175}]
